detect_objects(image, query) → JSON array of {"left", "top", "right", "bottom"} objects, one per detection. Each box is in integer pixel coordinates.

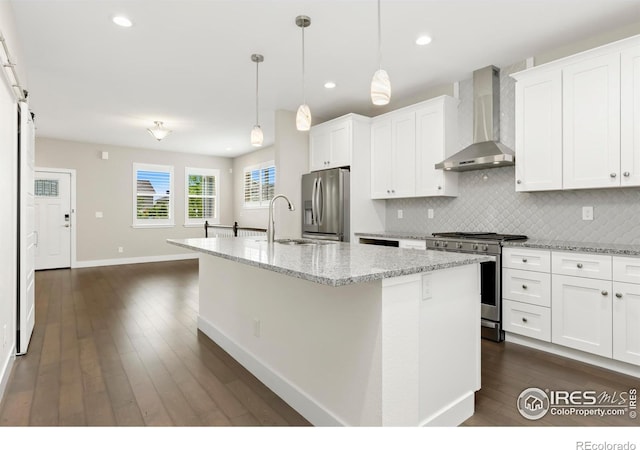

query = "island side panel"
[
  {"left": 418, "top": 263, "right": 481, "bottom": 426},
  {"left": 197, "top": 254, "right": 384, "bottom": 426}
]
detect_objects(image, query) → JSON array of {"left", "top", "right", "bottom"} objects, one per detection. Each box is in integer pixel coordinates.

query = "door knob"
[{"left": 615, "top": 293, "right": 623, "bottom": 299}]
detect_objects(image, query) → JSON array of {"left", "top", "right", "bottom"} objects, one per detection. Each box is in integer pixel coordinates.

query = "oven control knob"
[
  {"left": 456, "top": 242, "right": 463, "bottom": 249},
  {"left": 434, "top": 241, "right": 440, "bottom": 247},
  {"left": 442, "top": 241, "right": 448, "bottom": 248},
  {"left": 482, "top": 244, "right": 488, "bottom": 251},
  {"left": 472, "top": 244, "right": 478, "bottom": 250}
]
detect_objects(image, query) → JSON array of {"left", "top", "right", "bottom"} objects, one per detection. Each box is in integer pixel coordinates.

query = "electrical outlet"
[
  {"left": 397, "top": 209, "right": 403, "bottom": 219},
  {"left": 582, "top": 206, "right": 594, "bottom": 221},
  {"left": 253, "top": 319, "right": 261, "bottom": 338},
  {"left": 427, "top": 209, "right": 434, "bottom": 219},
  {"left": 118, "top": 247, "right": 124, "bottom": 253}
]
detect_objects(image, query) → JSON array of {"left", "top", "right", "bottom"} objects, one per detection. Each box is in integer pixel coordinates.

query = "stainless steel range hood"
[{"left": 435, "top": 65, "right": 514, "bottom": 172}]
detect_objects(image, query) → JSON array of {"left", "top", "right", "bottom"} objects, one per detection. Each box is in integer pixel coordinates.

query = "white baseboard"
[
  {"left": 73, "top": 253, "right": 198, "bottom": 268},
  {"left": 0, "top": 346, "right": 15, "bottom": 405},
  {"left": 505, "top": 333, "right": 640, "bottom": 378},
  {"left": 419, "top": 392, "right": 475, "bottom": 427},
  {"left": 197, "top": 315, "right": 346, "bottom": 427}
]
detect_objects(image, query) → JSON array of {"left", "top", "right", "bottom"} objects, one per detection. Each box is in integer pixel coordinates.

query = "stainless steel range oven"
[{"left": 425, "top": 232, "right": 528, "bottom": 342}]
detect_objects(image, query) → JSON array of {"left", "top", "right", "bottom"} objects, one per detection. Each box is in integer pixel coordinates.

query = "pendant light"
[
  {"left": 147, "top": 121, "right": 171, "bottom": 141},
  {"left": 295, "top": 15, "right": 311, "bottom": 131},
  {"left": 371, "top": 0, "right": 391, "bottom": 105},
  {"left": 251, "top": 53, "right": 264, "bottom": 147}
]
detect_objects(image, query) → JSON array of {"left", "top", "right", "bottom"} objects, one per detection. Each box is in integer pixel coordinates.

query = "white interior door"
[
  {"left": 18, "top": 102, "right": 36, "bottom": 354},
  {"left": 35, "top": 171, "right": 71, "bottom": 270}
]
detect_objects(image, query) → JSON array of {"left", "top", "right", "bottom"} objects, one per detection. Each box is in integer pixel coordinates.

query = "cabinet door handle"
[
  {"left": 577, "top": 263, "right": 583, "bottom": 268},
  {"left": 610, "top": 173, "right": 617, "bottom": 178},
  {"left": 623, "top": 172, "right": 630, "bottom": 177},
  {"left": 522, "top": 258, "right": 528, "bottom": 263},
  {"left": 522, "top": 317, "right": 528, "bottom": 323},
  {"left": 615, "top": 293, "right": 623, "bottom": 299},
  {"left": 437, "top": 186, "right": 442, "bottom": 190},
  {"left": 522, "top": 284, "right": 528, "bottom": 290},
  {"left": 517, "top": 179, "right": 522, "bottom": 184},
  {"left": 601, "top": 290, "right": 608, "bottom": 296},
  {"left": 391, "top": 189, "right": 395, "bottom": 194}
]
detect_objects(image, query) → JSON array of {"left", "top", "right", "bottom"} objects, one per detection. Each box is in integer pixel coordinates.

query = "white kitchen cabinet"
[
  {"left": 309, "top": 115, "right": 353, "bottom": 171},
  {"left": 563, "top": 53, "right": 621, "bottom": 189},
  {"left": 370, "top": 111, "right": 416, "bottom": 198},
  {"left": 514, "top": 69, "right": 562, "bottom": 191},
  {"left": 371, "top": 95, "right": 458, "bottom": 199},
  {"left": 612, "top": 281, "right": 640, "bottom": 366},
  {"left": 415, "top": 97, "right": 459, "bottom": 197},
  {"left": 621, "top": 45, "right": 640, "bottom": 186},
  {"left": 502, "top": 248, "right": 551, "bottom": 342},
  {"left": 512, "top": 35, "right": 640, "bottom": 192},
  {"left": 552, "top": 274, "right": 613, "bottom": 358}
]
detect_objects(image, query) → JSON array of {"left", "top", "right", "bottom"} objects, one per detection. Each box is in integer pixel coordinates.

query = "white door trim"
[{"left": 35, "top": 167, "right": 77, "bottom": 268}]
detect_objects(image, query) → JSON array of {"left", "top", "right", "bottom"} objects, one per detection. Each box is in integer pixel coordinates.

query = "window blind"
[
  {"left": 133, "top": 163, "right": 174, "bottom": 227},
  {"left": 243, "top": 162, "right": 276, "bottom": 208}
]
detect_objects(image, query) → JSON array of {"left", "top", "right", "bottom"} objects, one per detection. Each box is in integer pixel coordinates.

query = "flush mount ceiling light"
[
  {"left": 147, "top": 121, "right": 171, "bottom": 141},
  {"left": 416, "top": 35, "right": 432, "bottom": 46},
  {"left": 371, "top": 0, "right": 390, "bottom": 106},
  {"left": 324, "top": 81, "right": 336, "bottom": 89},
  {"left": 295, "top": 15, "right": 312, "bottom": 131},
  {"left": 112, "top": 16, "right": 133, "bottom": 27},
  {"left": 251, "top": 53, "right": 264, "bottom": 147}
]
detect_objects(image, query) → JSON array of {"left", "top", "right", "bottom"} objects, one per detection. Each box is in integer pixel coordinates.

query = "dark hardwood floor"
[{"left": 0, "top": 259, "right": 637, "bottom": 427}]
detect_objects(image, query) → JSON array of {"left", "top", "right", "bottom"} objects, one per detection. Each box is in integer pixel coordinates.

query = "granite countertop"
[
  {"left": 503, "top": 239, "right": 640, "bottom": 256},
  {"left": 167, "top": 237, "right": 492, "bottom": 287}
]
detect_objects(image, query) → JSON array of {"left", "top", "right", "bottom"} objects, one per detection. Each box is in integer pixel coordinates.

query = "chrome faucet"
[{"left": 267, "top": 194, "right": 295, "bottom": 243}]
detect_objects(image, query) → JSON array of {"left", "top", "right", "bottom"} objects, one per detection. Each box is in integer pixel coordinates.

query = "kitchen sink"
[{"left": 274, "top": 238, "right": 336, "bottom": 246}]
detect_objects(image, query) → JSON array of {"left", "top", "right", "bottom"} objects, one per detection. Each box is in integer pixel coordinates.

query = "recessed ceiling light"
[
  {"left": 324, "top": 81, "right": 336, "bottom": 89},
  {"left": 416, "top": 35, "right": 432, "bottom": 46},
  {"left": 112, "top": 16, "right": 133, "bottom": 27}
]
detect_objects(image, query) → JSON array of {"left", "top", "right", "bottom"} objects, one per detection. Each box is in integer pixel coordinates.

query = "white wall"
[
  {"left": 0, "top": 0, "right": 23, "bottom": 402},
  {"left": 35, "top": 137, "right": 234, "bottom": 265}
]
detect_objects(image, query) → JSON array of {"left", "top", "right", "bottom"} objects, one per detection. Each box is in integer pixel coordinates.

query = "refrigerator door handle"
[
  {"left": 317, "top": 177, "right": 324, "bottom": 225},
  {"left": 311, "top": 177, "right": 318, "bottom": 224}
]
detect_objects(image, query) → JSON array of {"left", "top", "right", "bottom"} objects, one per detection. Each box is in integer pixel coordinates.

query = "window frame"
[
  {"left": 132, "top": 162, "right": 175, "bottom": 228},
  {"left": 243, "top": 161, "right": 276, "bottom": 209},
  {"left": 184, "top": 167, "right": 220, "bottom": 227}
]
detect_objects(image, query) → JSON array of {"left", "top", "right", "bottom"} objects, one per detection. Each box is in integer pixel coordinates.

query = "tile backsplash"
[{"left": 384, "top": 62, "right": 640, "bottom": 245}]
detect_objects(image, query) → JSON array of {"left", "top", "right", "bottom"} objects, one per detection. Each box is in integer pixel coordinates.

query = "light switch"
[
  {"left": 397, "top": 209, "right": 403, "bottom": 219},
  {"left": 95, "top": 211, "right": 103, "bottom": 218},
  {"left": 582, "top": 206, "right": 593, "bottom": 221}
]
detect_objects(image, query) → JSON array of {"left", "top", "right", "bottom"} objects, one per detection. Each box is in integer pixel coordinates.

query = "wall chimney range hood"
[{"left": 435, "top": 65, "right": 515, "bottom": 172}]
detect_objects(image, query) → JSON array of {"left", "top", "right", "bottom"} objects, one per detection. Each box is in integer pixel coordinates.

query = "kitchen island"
[{"left": 167, "top": 237, "right": 491, "bottom": 426}]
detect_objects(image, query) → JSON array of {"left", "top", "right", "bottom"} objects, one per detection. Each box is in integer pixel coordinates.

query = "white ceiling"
[{"left": 10, "top": 0, "right": 640, "bottom": 158}]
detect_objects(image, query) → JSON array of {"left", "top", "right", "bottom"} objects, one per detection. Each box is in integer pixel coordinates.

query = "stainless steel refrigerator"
[{"left": 301, "top": 168, "right": 350, "bottom": 241}]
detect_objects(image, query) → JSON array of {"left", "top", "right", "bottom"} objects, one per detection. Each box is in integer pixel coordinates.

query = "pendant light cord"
[
  {"left": 377, "top": 0, "right": 382, "bottom": 70},
  {"left": 301, "top": 25, "right": 306, "bottom": 104},
  {"left": 255, "top": 59, "right": 259, "bottom": 125}
]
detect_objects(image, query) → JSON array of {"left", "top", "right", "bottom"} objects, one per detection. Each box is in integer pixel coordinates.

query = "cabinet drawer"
[
  {"left": 502, "top": 268, "right": 551, "bottom": 307},
  {"left": 399, "top": 239, "right": 426, "bottom": 250},
  {"left": 503, "top": 299, "right": 551, "bottom": 342},
  {"left": 552, "top": 252, "right": 612, "bottom": 280},
  {"left": 502, "top": 248, "right": 551, "bottom": 272},
  {"left": 613, "top": 256, "right": 640, "bottom": 284}
]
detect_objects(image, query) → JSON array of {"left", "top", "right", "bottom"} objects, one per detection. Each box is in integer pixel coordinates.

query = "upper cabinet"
[
  {"left": 512, "top": 35, "right": 640, "bottom": 192},
  {"left": 371, "top": 95, "right": 459, "bottom": 199},
  {"left": 309, "top": 115, "right": 353, "bottom": 171}
]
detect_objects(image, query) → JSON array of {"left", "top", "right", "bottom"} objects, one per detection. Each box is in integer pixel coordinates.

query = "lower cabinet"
[
  {"left": 503, "top": 249, "right": 640, "bottom": 370},
  {"left": 551, "top": 274, "right": 613, "bottom": 358},
  {"left": 613, "top": 281, "right": 640, "bottom": 365}
]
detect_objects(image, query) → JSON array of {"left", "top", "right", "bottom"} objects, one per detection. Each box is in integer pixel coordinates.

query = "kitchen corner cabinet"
[
  {"left": 309, "top": 115, "right": 353, "bottom": 171},
  {"left": 512, "top": 35, "right": 640, "bottom": 192},
  {"left": 371, "top": 95, "right": 459, "bottom": 199}
]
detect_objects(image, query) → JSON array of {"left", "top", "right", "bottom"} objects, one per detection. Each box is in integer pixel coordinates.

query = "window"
[
  {"left": 185, "top": 167, "right": 219, "bottom": 226},
  {"left": 133, "top": 163, "right": 174, "bottom": 227},
  {"left": 243, "top": 161, "right": 276, "bottom": 208}
]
